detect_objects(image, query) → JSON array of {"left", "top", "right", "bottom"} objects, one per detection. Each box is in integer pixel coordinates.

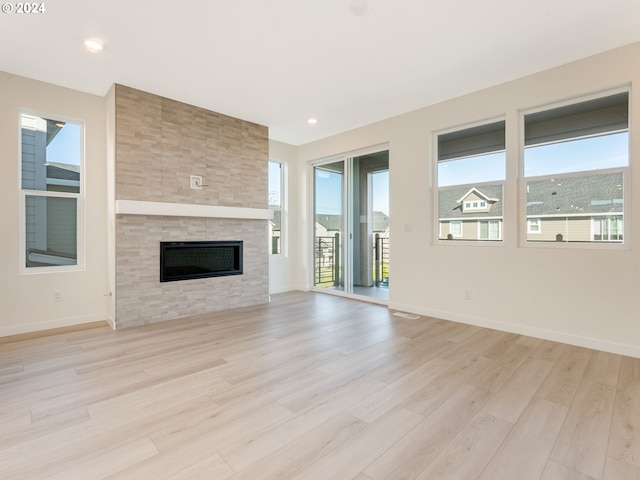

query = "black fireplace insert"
[{"left": 160, "top": 241, "right": 243, "bottom": 282}]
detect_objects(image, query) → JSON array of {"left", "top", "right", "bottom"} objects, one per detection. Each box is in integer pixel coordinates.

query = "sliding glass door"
[
  {"left": 314, "top": 160, "right": 345, "bottom": 292},
  {"left": 313, "top": 149, "right": 389, "bottom": 301}
]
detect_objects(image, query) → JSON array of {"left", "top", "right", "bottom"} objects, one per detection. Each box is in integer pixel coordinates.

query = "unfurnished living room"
[{"left": 1, "top": 1, "right": 640, "bottom": 479}]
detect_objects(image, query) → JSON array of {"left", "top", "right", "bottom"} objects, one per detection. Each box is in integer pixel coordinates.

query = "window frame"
[
  {"left": 519, "top": 88, "right": 630, "bottom": 249},
  {"left": 18, "top": 109, "right": 85, "bottom": 274},
  {"left": 268, "top": 159, "right": 287, "bottom": 256}
]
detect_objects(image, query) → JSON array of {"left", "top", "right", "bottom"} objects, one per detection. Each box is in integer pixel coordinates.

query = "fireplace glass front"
[{"left": 160, "top": 241, "right": 243, "bottom": 282}]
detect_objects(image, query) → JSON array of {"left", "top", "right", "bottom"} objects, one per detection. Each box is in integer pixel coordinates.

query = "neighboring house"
[
  {"left": 526, "top": 173, "right": 623, "bottom": 242},
  {"left": 439, "top": 185, "right": 503, "bottom": 240},
  {"left": 315, "top": 211, "right": 389, "bottom": 237},
  {"left": 268, "top": 211, "right": 281, "bottom": 254},
  {"left": 46, "top": 162, "right": 80, "bottom": 193},
  {"left": 438, "top": 174, "right": 623, "bottom": 242}
]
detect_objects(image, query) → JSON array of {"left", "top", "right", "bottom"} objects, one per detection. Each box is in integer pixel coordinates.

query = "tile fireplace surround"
[{"left": 113, "top": 85, "right": 270, "bottom": 328}]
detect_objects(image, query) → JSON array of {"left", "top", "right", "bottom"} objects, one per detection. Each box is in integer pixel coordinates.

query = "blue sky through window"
[
  {"left": 46, "top": 122, "right": 81, "bottom": 166},
  {"left": 438, "top": 151, "right": 505, "bottom": 187},
  {"left": 315, "top": 169, "right": 389, "bottom": 216},
  {"left": 268, "top": 161, "right": 282, "bottom": 207},
  {"left": 438, "top": 132, "right": 628, "bottom": 188},
  {"left": 315, "top": 169, "right": 342, "bottom": 215},
  {"left": 524, "top": 131, "right": 628, "bottom": 177}
]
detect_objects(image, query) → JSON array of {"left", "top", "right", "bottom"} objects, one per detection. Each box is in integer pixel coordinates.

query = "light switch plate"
[{"left": 190, "top": 175, "right": 202, "bottom": 189}]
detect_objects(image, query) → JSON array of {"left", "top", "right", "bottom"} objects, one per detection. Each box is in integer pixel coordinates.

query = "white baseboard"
[
  {"left": 389, "top": 301, "right": 640, "bottom": 359},
  {"left": 105, "top": 313, "right": 116, "bottom": 330},
  {"left": 269, "top": 285, "right": 298, "bottom": 295},
  {"left": 0, "top": 313, "right": 108, "bottom": 338}
]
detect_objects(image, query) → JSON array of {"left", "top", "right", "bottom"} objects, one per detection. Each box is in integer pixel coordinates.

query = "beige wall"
[
  {"left": 0, "top": 72, "right": 108, "bottom": 336},
  {"left": 268, "top": 140, "right": 300, "bottom": 294},
  {"left": 295, "top": 42, "right": 640, "bottom": 356}
]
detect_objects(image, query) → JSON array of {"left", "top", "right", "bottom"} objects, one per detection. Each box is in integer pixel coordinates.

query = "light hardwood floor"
[{"left": 1, "top": 291, "right": 639, "bottom": 479}]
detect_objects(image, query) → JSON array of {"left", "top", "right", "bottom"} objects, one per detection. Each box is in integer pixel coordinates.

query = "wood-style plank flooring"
[{"left": 1, "top": 291, "right": 639, "bottom": 479}]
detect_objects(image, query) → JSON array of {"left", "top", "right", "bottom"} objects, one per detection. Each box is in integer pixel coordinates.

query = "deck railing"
[
  {"left": 374, "top": 234, "right": 390, "bottom": 287},
  {"left": 314, "top": 233, "right": 389, "bottom": 287},
  {"left": 315, "top": 234, "right": 340, "bottom": 286}
]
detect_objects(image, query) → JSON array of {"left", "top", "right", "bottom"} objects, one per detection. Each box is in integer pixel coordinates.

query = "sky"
[
  {"left": 46, "top": 122, "right": 82, "bottom": 166},
  {"left": 268, "top": 132, "right": 627, "bottom": 216},
  {"left": 314, "top": 169, "right": 389, "bottom": 216},
  {"left": 438, "top": 132, "right": 628, "bottom": 187},
  {"left": 268, "top": 161, "right": 282, "bottom": 206}
]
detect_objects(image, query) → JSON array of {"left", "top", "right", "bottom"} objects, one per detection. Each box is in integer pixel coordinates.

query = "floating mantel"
[{"left": 115, "top": 200, "right": 273, "bottom": 220}]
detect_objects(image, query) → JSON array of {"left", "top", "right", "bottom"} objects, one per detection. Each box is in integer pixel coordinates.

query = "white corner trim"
[
  {"left": 115, "top": 200, "right": 274, "bottom": 220},
  {"left": 388, "top": 301, "right": 640, "bottom": 359}
]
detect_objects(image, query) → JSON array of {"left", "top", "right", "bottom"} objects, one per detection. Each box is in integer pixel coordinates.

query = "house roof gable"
[{"left": 456, "top": 187, "right": 500, "bottom": 204}]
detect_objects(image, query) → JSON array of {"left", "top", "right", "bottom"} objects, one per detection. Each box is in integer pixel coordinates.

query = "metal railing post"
[
  {"left": 333, "top": 233, "right": 340, "bottom": 286},
  {"left": 374, "top": 233, "right": 380, "bottom": 287}
]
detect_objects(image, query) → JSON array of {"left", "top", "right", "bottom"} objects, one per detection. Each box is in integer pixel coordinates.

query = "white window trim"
[
  {"left": 519, "top": 87, "right": 631, "bottom": 250},
  {"left": 18, "top": 110, "right": 85, "bottom": 274}
]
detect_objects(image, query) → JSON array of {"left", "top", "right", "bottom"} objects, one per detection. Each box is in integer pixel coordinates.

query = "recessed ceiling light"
[
  {"left": 84, "top": 38, "right": 105, "bottom": 53},
  {"left": 307, "top": 118, "right": 318, "bottom": 125},
  {"left": 351, "top": 0, "right": 370, "bottom": 16}
]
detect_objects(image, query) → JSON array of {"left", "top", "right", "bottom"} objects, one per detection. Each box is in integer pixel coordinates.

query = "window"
[
  {"left": 479, "top": 220, "right": 500, "bottom": 240},
  {"left": 527, "top": 218, "right": 541, "bottom": 234},
  {"left": 268, "top": 160, "right": 285, "bottom": 254},
  {"left": 437, "top": 120, "right": 505, "bottom": 242},
  {"left": 20, "top": 113, "right": 83, "bottom": 270},
  {"left": 523, "top": 91, "right": 628, "bottom": 244},
  {"left": 463, "top": 199, "right": 488, "bottom": 212},
  {"left": 449, "top": 221, "right": 462, "bottom": 237},
  {"left": 592, "top": 216, "right": 623, "bottom": 241}
]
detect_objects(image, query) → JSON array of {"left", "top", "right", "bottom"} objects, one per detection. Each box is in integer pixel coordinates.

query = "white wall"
[
  {"left": 268, "top": 140, "right": 302, "bottom": 293},
  {"left": 105, "top": 85, "right": 116, "bottom": 327},
  {"left": 295, "top": 42, "right": 640, "bottom": 357},
  {"left": 2, "top": 42, "right": 639, "bottom": 356},
  {"left": 0, "top": 72, "right": 108, "bottom": 336}
]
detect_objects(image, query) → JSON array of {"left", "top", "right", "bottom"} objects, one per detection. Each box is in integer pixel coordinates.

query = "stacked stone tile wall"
[{"left": 114, "top": 85, "right": 269, "bottom": 328}]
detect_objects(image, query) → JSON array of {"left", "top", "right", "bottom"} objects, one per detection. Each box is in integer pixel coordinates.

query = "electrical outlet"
[
  {"left": 190, "top": 175, "right": 203, "bottom": 189},
  {"left": 53, "top": 290, "right": 63, "bottom": 302}
]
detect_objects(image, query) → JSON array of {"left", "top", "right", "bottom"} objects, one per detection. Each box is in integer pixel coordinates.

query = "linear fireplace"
[{"left": 160, "top": 241, "right": 243, "bottom": 282}]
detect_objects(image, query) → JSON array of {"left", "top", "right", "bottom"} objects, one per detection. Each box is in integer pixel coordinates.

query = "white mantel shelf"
[{"left": 115, "top": 200, "right": 273, "bottom": 220}]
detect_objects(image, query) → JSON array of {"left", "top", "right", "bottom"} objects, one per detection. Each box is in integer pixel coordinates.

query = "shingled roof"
[
  {"left": 526, "top": 172, "right": 623, "bottom": 216},
  {"left": 439, "top": 184, "right": 503, "bottom": 219},
  {"left": 315, "top": 212, "right": 389, "bottom": 232},
  {"left": 46, "top": 162, "right": 80, "bottom": 181},
  {"left": 439, "top": 172, "right": 623, "bottom": 220}
]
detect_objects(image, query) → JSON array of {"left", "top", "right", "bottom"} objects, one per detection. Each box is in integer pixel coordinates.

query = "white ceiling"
[{"left": 1, "top": 0, "right": 639, "bottom": 145}]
